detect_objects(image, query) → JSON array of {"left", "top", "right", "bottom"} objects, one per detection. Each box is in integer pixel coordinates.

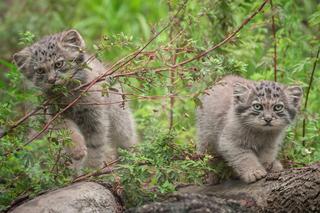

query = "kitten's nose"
[
  {"left": 48, "top": 76, "right": 56, "bottom": 84},
  {"left": 48, "top": 72, "right": 57, "bottom": 84},
  {"left": 264, "top": 117, "right": 272, "bottom": 123}
]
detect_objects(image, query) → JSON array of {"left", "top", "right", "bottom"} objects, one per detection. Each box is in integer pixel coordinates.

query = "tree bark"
[{"left": 129, "top": 163, "right": 320, "bottom": 213}]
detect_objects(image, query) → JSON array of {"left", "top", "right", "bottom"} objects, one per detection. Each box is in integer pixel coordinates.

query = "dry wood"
[{"left": 129, "top": 163, "right": 320, "bottom": 212}]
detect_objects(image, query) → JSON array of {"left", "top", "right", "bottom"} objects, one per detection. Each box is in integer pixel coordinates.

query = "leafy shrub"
[{"left": 110, "top": 128, "right": 212, "bottom": 207}]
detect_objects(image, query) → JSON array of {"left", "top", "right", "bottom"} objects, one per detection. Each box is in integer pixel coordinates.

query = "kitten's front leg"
[
  {"left": 258, "top": 145, "right": 283, "bottom": 172},
  {"left": 219, "top": 137, "right": 267, "bottom": 183},
  {"left": 56, "top": 119, "right": 87, "bottom": 161},
  {"left": 53, "top": 118, "right": 87, "bottom": 173},
  {"left": 84, "top": 125, "right": 118, "bottom": 169},
  {"left": 108, "top": 106, "right": 137, "bottom": 150}
]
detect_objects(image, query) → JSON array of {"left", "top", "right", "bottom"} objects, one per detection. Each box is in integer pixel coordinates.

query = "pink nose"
[{"left": 48, "top": 77, "right": 56, "bottom": 84}]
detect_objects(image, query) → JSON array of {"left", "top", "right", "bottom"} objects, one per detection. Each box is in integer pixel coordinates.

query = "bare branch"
[
  {"left": 270, "top": 0, "right": 278, "bottom": 82},
  {"left": 302, "top": 46, "right": 320, "bottom": 144},
  {"left": 171, "top": 0, "right": 270, "bottom": 68},
  {"left": 72, "top": 158, "right": 120, "bottom": 183}
]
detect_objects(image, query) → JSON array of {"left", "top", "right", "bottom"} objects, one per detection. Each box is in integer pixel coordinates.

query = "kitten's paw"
[
  {"left": 241, "top": 168, "right": 267, "bottom": 183},
  {"left": 263, "top": 160, "right": 283, "bottom": 172},
  {"left": 270, "top": 160, "right": 283, "bottom": 172},
  {"left": 70, "top": 145, "right": 87, "bottom": 160}
]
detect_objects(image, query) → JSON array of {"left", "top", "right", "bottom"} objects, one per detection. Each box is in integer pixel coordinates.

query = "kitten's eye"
[
  {"left": 35, "top": 68, "right": 45, "bottom": 74},
  {"left": 252, "top": 103, "right": 263, "bottom": 111},
  {"left": 75, "top": 54, "right": 84, "bottom": 63},
  {"left": 54, "top": 60, "right": 65, "bottom": 69},
  {"left": 273, "top": 104, "right": 284, "bottom": 112}
]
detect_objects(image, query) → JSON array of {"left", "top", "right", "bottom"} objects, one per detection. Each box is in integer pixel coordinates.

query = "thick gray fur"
[
  {"left": 197, "top": 75, "right": 302, "bottom": 183},
  {"left": 13, "top": 30, "right": 137, "bottom": 171}
]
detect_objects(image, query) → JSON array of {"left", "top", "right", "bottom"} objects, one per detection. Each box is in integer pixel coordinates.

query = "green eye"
[
  {"left": 252, "top": 103, "right": 263, "bottom": 111},
  {"left": 35, "top": 68, "right": 45, "bottom": 74},
  {"left": 274, "top": 104, "right": 284, "bottom": 112},
  {"left": 54, "top": 60, "right": 65, "bottom": 69}
]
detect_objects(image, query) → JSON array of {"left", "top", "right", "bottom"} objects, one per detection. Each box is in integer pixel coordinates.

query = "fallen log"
[
  {"left": 8, "top": 163, "right": 320, "bottom": 213},
  {"left": 129, "top": 163, "right": 320, "bottom": 212}
]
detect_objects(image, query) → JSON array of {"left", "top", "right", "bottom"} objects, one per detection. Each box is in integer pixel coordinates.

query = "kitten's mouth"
[
  {"left": 43, "top": 83, "right": 54, "bottom": 90},
  {"left": 263, "top": 123, "right": 273, "bottom": 127}
]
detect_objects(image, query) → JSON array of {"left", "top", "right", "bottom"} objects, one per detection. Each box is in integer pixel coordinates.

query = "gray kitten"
[
  {"left": 13, "top": 30, "right": 137, "bottom": 171},
  {"left": 197, "top": 75, "right": 302, "bottom": 183}
]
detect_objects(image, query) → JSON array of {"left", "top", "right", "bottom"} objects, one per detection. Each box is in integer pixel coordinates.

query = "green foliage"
[
  {"left": 17, "top": 31, "right": 35, "bottom": 46},
  {"left": 109, "top": 128, "right": 212, "bottom": 207},
  {"left": 0, "top": 63, "right": 74, "bottom": 211},
  {"left": 0, "top": 0, "right": 319, "bottom": 210}
]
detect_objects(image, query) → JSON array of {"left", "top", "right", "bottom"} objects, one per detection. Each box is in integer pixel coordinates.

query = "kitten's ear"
[
  {"left": 233, "top": 82, "right": 250, "bottom": 103},
  {"left": 13, "top": 49, "right": 30, "bottom": 69},
  {"left": 61, "top": 29, "right": 85, "bottom": 50},
  {"left": 284, "top": 85, "right": 303, "bottom": 108}
]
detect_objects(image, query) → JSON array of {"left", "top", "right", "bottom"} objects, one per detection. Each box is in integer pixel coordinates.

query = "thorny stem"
[
  {"left": 169, "top": 54, "right": 177, "bottom": 131},
  {"left": 302, "top": 46, "right": 320, "bottom": 145},
  {"left": 168, "top": 2, "right": 179, "bottom": 131},
  {"left": 270, "top": 0, "right": 277, "bottom": 82},
  {"left": 72, "top": 158, "right": 120, "bottom": 183},
  {"left": 0, "top": 102, "right": 47, "bottom": 139},
  {"left": 171, "top": 0, "right": 270, "bottom": 68}
]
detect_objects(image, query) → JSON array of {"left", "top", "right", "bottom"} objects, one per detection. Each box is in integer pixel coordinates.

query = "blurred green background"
[{"left": 0, "top": 0, "right": 167, "bottom": 60}]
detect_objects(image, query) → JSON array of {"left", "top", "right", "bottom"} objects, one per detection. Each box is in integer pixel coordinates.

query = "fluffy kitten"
[
  {"left": 197, "top": 75, "right": 302, "bottom": 183},
  {"left": 13, "top": 29, "right": 137, "bottom": 171}
]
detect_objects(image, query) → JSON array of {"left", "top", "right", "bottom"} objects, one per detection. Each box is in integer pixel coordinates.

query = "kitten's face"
[
  {"left": 13, "top": 30, "right": 86, "bottom": 94},
  {"left": 233, "top": 81, "right": 302, "bottom": 130}
]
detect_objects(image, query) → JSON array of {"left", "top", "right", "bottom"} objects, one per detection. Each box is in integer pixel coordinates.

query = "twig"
[
  {"left": 168, "top": 2, "right": 180, "bottom": 131},
  {"left": 50, "top": 146, "right": 63, "bottom": 177},
  {"left": 169, "top": 53, "right": 177, "bottom": 131},
  {"left": 302, "top": 46, "right": 320, "bottom": 144},
  {"left": 113, "top": 67, "right": 169, "bottom": 78},
  {"left": 270, "top": 0, "right": 277, "bottom": 81},
  {"left": 72, "top": 158, "right": 120, "bottom": 183},
  {"left": 0, "top": 104, "right": 45, "bottom": 139},
  {"left": 171, "top": 0, "right": 270, "bottom": 68}
]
